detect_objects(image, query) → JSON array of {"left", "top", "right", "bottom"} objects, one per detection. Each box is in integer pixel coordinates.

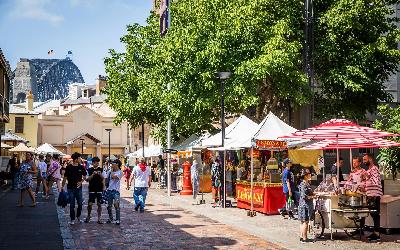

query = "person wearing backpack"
[
  {"left": 85, "top": 157, "right": 104, "bottom": 224},
  {"left": 105, "top": 159, "right": 123, "bottom": 225}
]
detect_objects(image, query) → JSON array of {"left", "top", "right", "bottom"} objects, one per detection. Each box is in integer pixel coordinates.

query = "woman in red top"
[{"left": 123, "top": 164, "right": 132, "bottom": 190}]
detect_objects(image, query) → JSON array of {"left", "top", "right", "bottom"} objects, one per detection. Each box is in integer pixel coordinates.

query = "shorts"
[
  {"left": 88, "top": 192, "right": 103, "bottom": 204},
  {"left": 298, "top": 205, "right": 314, "bottom": 222}
]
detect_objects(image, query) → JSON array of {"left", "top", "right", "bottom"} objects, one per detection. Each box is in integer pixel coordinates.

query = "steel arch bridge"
[{"left": 30, "top": 58, "right": 84, "bottom": 102}]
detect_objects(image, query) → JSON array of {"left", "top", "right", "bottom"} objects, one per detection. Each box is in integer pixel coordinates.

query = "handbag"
[{"left": 286, "top": 196, "right": 295, "bottom": 212}]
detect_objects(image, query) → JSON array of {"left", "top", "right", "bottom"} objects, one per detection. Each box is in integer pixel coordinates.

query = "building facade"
[
  {"left": 0, "top": 49, "right": 12, "bottom": 136},
  {"left": 6, "top": 92, "right": 39, "bottom": 147}
]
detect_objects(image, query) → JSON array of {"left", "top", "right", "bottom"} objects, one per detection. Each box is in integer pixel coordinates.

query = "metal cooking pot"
[{"left": 348, "top": 196, "right": 363, "bottom": 207}]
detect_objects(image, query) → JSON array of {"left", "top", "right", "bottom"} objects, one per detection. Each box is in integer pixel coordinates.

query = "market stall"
[
  {"left": 282, "top": 119, "right": 400, "bottom": 239},
  {"left": 240, "top": 112, "right": 300, "bottom": 216}
]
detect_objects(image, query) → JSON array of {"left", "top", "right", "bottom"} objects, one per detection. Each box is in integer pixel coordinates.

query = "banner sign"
[
  {"left": 256, "top": 140, "right": 287, "bottom": 149},
  {"left": 236, "top": 185, "right": 264, "bottom": 206}
]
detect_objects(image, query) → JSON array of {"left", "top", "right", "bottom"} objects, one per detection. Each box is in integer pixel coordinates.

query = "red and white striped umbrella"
[
  {"left": 280, "top": 119, "right": 397, "bottom": 140},
  {"left": 301, "top": 137, "right": 400, "bottom": 150}
]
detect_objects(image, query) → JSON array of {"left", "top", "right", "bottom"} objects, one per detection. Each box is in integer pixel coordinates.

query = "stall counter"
[{"left": 236, "top": 180, "right": 286, "bottom": 215}]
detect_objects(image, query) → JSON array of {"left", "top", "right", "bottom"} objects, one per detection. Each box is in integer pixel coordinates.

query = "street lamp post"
[
  {"left": 215, "top": 71, "right": 232, "bottom": 208},
  {"left": 80, "top": 138, "right": 84, "bottom": 154},
  {"left": 105, "top": 129, "right": 112, "bottom": 164}
]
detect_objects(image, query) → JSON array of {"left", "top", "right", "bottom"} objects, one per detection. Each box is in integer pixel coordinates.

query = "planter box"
[{"left": 384, "top": 179, "right": 400, "bottom": 196}]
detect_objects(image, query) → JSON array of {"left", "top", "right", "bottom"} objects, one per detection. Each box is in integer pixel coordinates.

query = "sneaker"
[
  {"left": 349, "top": 229, "right": 364, "bottom": 236},
  {"left": 278, "top": 208, "right": 285, "bottom": 217},
  {"left": 76, "top": 217, "right": 82, "bottom": 223},
  {"left": 134, "top": 204, "right": 140, "bottom": 211},
  {"left": 106, "top": 219, "right": 113, "bottom": 224},
  {"left": 115, "top": 220, "right": 120, "bottom": 225},
  {"left": 367, "top": 233, "right": 380, "bottom": 242},
  {"left": 69, "top": 221, "right": 75, "bottom": 225},
  {"left": 84, "top": 217, "right": 90, "bottom": 223}
]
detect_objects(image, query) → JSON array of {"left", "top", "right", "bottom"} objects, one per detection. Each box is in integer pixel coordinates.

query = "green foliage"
[
  {"left": 374, "top": 104, "right": 400, "bottom": 179},
  {"left": 104, "top": 0, "right": 400, "bottom": 143},
  {"left": 313, "top": 0, "right": 400, "bottom": 119}
]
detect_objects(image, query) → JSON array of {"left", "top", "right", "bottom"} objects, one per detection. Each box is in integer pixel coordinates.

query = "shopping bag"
[{"left": 286, "top": 196, "right": 295, "bottom": 212}]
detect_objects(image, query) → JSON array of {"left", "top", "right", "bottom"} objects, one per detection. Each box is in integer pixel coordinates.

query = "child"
[{"left": 123, "top": 164, "right": 132, "bottom": 190}]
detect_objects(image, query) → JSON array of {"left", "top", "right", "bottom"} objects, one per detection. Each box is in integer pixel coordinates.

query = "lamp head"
[{"left": 215, "top": 72, "right": 232, "bottom": 80}]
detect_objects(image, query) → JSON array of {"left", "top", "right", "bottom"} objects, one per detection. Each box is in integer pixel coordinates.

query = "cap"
[{"left": 283, "top": 158, "right": 292, "bottom": 166}]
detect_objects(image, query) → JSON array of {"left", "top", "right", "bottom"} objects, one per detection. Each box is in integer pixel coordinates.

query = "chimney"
[
  {"left": 26, "top": 91, "right": 33, "bottom": 111},
  {"left": 96, "top": 75, "right": 107, "bottom": 95}
]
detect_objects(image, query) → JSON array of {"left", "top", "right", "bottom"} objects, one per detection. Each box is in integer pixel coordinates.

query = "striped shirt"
[{"left": 365, "top": 165, "right": 383, "bottom": 197}]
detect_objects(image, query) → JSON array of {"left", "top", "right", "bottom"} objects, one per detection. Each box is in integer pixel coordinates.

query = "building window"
[
  {"left": 15, "top": 117, "right": 24, "bottom": 133},
  {"left": 139, "top": 132, "right": 143, "bottom": 141}
]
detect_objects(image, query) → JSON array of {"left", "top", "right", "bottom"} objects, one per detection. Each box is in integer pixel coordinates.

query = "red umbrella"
[
  {"left": 301, "top": 137, "right": 400, "bottom": 150},
  {"left": 280, "top": 119, "right": 396, "bottom": 140},
  {"left": 280, "top": 119, "right": 398, "bottom": 182}
]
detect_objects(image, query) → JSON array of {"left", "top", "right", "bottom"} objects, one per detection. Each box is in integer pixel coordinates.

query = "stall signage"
[
  {"left": 236, "top": 185, "right": 264, "bottom": 205},
  {"left": 256, "top": 140, "right": 287, "bottom": 149},
  {"left": 252, "top": 149, "right": 260, "bottom": 158}
]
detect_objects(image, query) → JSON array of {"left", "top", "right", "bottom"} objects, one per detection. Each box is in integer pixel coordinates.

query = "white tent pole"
[
  {"left": 336, "top": 134, "right": 339, "bottom": 189},
  {"left": 349, "top": 148, "right": 353, "bottom": 172},
  {"left": 250, "top": 146, "right": 254, "bottom": 215}
]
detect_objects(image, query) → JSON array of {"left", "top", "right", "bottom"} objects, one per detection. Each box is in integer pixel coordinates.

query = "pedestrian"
[
  {"left": 18, "top": 152, "right": 37, "bottom": 207},
  {"left": 35, "top": 154, "right": 49, "bottom": 198},
  {"left": 191, "top": 160, "right": 200, "bottom": 203},
  {"left": 85, "top": 156, "right": 104, "bottom": 224},
  {"left": 123, "top": 163, "right": 132, "bottom": 190},
  {"left": 157, "top": 155, "right": 166, "bottom": 188},
  {"left": 6, "top": 154, "right": 19, "bottom": 190},
  {"left": 331, "top": 157, "right": 344, "bottom": 184},
  {"left": 131, "top": 157, "right": 151, "bottom": 213},
  {"left": 278, "top": 158, "right": 296, "bottom": 219},
  {"left": 105, "top": 159, "right": 123, "bottom": 225},
  {"left": 62, "top": 152, "right": 87, "bottom": 225},
  {"left": 211, "top": 158, "right": 222, "bottom": 206},
  {"left": 363, "top": 153, "right": 383, "bottom": 242},
  {"left": 298, "top": 168, "right": 314, "bottom": 243},
  {"left": 47, "top": 154, "right": 62, "bottom": 195}
]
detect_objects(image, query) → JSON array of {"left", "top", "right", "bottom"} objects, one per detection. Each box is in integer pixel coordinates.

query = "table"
[{"left": 236, "top": 180, "right": 285, "bottom": 215}]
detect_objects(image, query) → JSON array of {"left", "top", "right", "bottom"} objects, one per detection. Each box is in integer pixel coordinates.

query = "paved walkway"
[
  {"left": 60, "top": 184, "right": 283, "bottom": 250},
  {"left": 0, "top": 187, "right": 63, "bottom": 250},
  {"left": 150, "top": 189, "right": 400, "bottom": 250}
]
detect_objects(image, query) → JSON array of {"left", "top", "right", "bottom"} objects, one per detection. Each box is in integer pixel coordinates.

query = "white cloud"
[{"left": 10, "top": 0, "right": 64, "bottom": 25}]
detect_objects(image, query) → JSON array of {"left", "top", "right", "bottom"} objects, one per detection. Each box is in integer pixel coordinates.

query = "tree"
[
  {"left": 373, "top": 104, "right": 400, "bottom": 179},
  {"left": 313, "top": 0, "right": 400, "bottom": 120},
  {"left": 104, "top": 0, "right": 400, "bottom": 143}
]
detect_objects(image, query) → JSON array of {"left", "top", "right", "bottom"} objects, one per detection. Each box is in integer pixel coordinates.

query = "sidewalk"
[
  {"left": 0, "top": 188, "right": 63, "bottom": 250},
  {"left": 149, "top": 188, "right": 400, "bottom": 250},
  {"left": 60, "top": 183, "right": 283, "bottom": 249}
]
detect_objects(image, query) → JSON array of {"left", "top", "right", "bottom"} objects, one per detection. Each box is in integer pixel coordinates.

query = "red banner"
[
  {"left": 256, "top": 140, "right": 287, "bottom": 149},
  {"left": 236, "top": 185, "right": 264, "bottom": 206}
]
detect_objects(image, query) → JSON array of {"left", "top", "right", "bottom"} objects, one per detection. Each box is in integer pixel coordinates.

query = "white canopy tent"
[
  {"left": 202, "top": 115, "right": 258, "bottom": 149},
  {"left": 127, "top": 144, "right": 163, "bottom": 158},
  {"left": 9, "top": 143, "right": 35, "bottom": 153},
  {"left": 36, "top": 143, "right": 65, "bottom": 156}
]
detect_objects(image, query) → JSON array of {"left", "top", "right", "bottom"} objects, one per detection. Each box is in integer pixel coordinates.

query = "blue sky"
[{"left": 0, "top": 0, "right": 153, "bottom": 83}]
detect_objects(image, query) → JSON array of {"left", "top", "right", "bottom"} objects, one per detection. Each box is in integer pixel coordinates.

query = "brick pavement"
[{"left": 61, "top": 184, "right": 284, "bottom": 250}]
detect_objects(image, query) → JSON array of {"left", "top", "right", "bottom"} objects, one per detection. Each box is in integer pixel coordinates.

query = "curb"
[{"left": 53, "top": 189, "right": 77, "bottom": 250}]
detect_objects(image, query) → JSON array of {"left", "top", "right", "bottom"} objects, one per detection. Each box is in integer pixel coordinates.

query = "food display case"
[{"left": 236, "top": 180, "right": 285, "bottom": 215}]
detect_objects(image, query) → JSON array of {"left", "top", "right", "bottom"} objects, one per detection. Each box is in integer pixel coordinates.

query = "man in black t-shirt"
[
  {"left": 62, "top": 152, "right": 87, "bottom": 225},
  {"left": 84, "top": 157, "right": 104, "bottom": 224}
]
